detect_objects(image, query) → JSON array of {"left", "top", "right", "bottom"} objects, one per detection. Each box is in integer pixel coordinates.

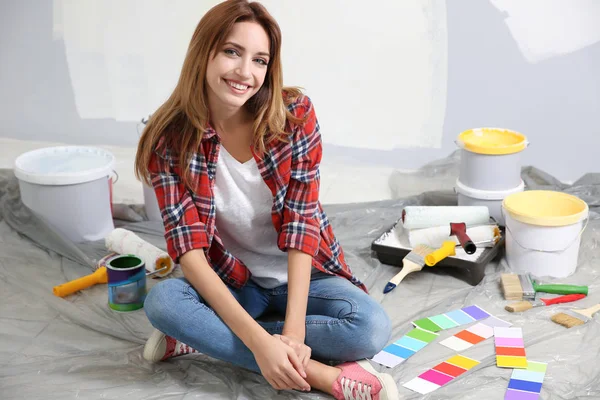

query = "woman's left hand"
[{"left": 275, "top": 334, "right": 312, "bottom": 376}]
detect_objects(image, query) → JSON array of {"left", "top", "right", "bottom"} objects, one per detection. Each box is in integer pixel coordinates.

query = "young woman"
[{"left": 135, "top": 1, "right": 397, "bottom": 399}]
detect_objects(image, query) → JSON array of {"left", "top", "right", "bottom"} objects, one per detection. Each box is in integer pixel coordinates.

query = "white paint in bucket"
[
  {"left": 502, "top": 191, "right": 589, "bottom": 278},
  {"left": 14, "top": 146, "right": 115, "bottom": 243}
]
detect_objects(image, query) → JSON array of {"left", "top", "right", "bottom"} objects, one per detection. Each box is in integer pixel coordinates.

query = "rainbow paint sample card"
[
  {"left": 505, "top": 361, "right": 547, "bottom": 400},
  {"left": 371, "top": 327, "right": 439, "bottom": 368},
  {"left": 412, "top": 305, "right": 491, "bottom": 332},
  {"left": 439, "top": 316, "right": 512, "bottom": 351},
  {"left": 495, "top": 327, "right": 528, "bottom": 368},
  {"left": 403, "top": 354, "right": 480, "bottom": 394}
]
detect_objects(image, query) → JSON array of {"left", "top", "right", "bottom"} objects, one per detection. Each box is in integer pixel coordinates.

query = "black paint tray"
[{"left": 371, "top": 218, "right": 505, "bottom": 286}]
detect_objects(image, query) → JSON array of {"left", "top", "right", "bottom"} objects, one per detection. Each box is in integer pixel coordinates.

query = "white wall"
[{"left": 1, "top": 1, "right": 600, "bottom": 183}]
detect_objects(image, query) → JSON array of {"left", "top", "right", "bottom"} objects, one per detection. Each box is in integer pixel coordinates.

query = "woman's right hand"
[{"left": 252, "top": 334, "right": 311, "bottom": 392}]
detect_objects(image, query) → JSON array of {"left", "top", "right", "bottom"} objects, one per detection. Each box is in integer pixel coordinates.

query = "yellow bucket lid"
[
  {"left": 502, "top": 190, "right": 588, "bottom": 227},
  {"left": 458, "top": 128, "right": 527, "bottom": 155}
]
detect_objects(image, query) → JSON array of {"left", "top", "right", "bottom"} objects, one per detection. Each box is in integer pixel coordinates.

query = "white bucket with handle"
[
  {"left": 14, "top": 146, "right": 116, "bottom": 243},
  {"left": 502, "top": 190, "right": 589, "bottom": 278}
]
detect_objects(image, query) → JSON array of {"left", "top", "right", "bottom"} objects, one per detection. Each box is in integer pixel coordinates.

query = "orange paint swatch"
[
  {"left": 496, "top": 346, "right": 526, "bottom": 357},
  {"left": 433, "top": 362, "right": 467, "bottom": 378},
  {"left": 455, "top": 329, "right": 485, "bottom": 344}
]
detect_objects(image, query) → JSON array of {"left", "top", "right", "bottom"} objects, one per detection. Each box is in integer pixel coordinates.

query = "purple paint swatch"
[
  {"left": 462, "top": 305, "right": 490, "bottom": 320},
  {"left": 504, "top": 389, "right": 540, "bottom": 400}
]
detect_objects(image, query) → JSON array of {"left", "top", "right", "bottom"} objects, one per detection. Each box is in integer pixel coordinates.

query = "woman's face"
[{"left": 206, "top": 21, "right": 271, "bottom": 111}]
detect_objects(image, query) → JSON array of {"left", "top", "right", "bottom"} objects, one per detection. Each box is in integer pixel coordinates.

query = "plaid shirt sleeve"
[
  {"left": 277, "top": 96, "right": 322, "bottom": 256},
  {"left": 148, "top": 149, "right": 210, "bottom": 263}
]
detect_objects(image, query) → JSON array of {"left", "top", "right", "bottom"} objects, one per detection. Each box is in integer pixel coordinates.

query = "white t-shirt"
[{"left": 213, "top": 145, "right": 291, "bottom": 288}]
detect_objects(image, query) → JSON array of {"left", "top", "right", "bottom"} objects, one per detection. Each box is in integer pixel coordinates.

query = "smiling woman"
[{"left": 133, "top": 1, "right": 397, "bottom": 399}]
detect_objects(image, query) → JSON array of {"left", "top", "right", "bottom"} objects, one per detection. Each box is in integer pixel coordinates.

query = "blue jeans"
[{"left": 144, "top": 273, "right": 392, "bottom": 373}]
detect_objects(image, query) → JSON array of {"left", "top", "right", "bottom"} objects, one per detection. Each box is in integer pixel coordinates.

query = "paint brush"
[
  {"left": 551, "top": 303, "right": 600, "bottom": 328},
  {"left": 383, "top": 244, "right": 433, "bottom": 294},
  {"left": 500, "top": 273, "right": 588, "bottom": 301},
  {"left": 505, "top": 293, "right": 586, "bottom": 313}
]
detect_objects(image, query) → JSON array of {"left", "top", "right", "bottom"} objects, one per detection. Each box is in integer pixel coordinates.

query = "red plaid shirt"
[{"left": 149, "top": 95, "right": 366, "bottom": 292}]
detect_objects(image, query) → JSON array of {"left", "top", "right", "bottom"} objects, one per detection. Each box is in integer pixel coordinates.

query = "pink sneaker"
[
  {"left": 332, "top": 360, "right": 398, "bottom": 400},
  {"left": 143, "top": 329, "right": 199, "bottom": 362}
]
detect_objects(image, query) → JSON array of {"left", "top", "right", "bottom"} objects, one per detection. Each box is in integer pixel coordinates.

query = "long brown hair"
[{"left": 135, "top": 0, "right": 303, "bottom": 188}]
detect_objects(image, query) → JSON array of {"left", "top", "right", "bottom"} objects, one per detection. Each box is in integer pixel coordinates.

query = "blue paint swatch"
[
  {"left": 445, "top": 309, "right": 476, "bottom": 325},
  {"left": 394, "top": 336, "right": 429, "bottom": 351},
  {"left": 384, "top": 344, "right": 415, "bottom": 359},
  {"left": 508, "top": 379, "right": 543, "bottom": 393}
]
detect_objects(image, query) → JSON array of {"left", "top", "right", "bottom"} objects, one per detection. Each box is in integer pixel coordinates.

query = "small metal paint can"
[{"left": 106, "top": 254, "right": 146, "bottom": 311}]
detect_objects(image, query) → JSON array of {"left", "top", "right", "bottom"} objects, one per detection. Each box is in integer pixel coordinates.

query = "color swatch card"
[
  {"left": 440, "top": 316, "right": 512, "bottom": 352},
  {"left": 403, "top": 354, "right": 481, "bottom": 395},
  {"left": 505, "top": 361, "right": 547, "bottom": 400},
  {"left": 412, "top": 305, "right": 491, "bottom": 332},
  {"left": 495, "top": 327, "right": 528, "bottom": 368},
  {"left": 371, "top": 327, "right": 439, "bottom": 368}
]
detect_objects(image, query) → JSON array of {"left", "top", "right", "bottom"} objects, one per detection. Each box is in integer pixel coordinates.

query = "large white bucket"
[
  {"left": 457, "top": 128, "right": 528, "bottom": 191},
  {"left": 455, "top": 179, "right": 524, "bottom": 225},
  {"left": 14, "top": 146, "right": 116, "bottom": 243},
  {"left": 502, "top": 190, "right": 589, "bottom": 278}
]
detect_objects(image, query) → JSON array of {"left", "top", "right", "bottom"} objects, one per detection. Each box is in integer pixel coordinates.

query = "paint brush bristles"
[
  {"left": 505, "top": 301, "right": 534, "bottom": 313},
  {"left": 551, "top": 304, "right": 600, "bottom": 328},
  {"left": 500, "top": 273, "right": 535, "bottom": 300}
]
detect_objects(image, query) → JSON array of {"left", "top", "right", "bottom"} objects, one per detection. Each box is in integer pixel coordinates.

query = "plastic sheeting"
[{"left": 1, "top": 152, "right": 600, "bottom": 399}]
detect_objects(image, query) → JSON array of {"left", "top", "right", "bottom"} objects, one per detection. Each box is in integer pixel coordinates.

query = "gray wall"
[{"left": 1, "top": 1, "right": 599, "bottom": 182}]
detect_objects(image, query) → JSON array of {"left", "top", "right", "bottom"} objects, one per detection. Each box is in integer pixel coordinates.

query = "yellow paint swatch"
[
  {"left": 446, "top": 355, "right": 480, "bottom": 370},
  {"left": 497, "top": 355, "right": 528, "bottom": 368}
]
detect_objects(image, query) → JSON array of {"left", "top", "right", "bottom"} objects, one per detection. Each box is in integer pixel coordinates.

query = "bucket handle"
[
  {"left": 502, "top": 207, "right": 588, "bottom": 253},
  {"left": 109, "top": 170, "right": 119, "bottom": 184}
]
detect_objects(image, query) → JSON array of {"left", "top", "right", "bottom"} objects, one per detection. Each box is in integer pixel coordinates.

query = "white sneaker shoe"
[{"left": 143, "top": 329, "right": 199, "bottom": 362}]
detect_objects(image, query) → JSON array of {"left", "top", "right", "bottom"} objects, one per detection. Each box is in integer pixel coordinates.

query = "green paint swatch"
[
  {"left": 406, "top": 327, "right": 439, "bottom": 343},
  {"left": 527, "top": 361, "right": 548, "bottom": 373},
  {"left": 412, "top": 318, "right": 442, "bottom": 333},
  {"left": 429, "top": 314, "right": 459, "bottom": 329}
]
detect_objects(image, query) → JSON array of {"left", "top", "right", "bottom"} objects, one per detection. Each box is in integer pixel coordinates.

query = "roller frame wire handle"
[
  {"left": 109, "top": 169, "right": 119, "bottom": 184},
  {"left": 502, "top": 207, "right": 589, "bottom": 253}
]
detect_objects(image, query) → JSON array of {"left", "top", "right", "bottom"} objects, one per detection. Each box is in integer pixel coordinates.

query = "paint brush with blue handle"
[{"left": 384, "top": 244, "right": 434, "bottom": 294}]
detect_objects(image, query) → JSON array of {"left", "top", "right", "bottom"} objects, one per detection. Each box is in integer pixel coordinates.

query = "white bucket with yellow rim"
[
  {"left": 502, "top": 190, "right": 588, "bottom": 278},
  {"left": 457, "top": 128, "right": 528, "bottom": 191}
]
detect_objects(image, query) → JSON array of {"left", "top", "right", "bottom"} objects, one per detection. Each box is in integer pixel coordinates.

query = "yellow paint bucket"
[
  {"left": 502, "top": 191, "right": 589, "bottom": 277},
  {"left": 457, "top": 128, "right": 528, "bottom": 192}
]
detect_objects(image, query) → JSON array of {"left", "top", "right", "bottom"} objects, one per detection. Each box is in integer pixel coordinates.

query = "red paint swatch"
[
  {"left": 419, "top": 369, "right": 454, "bottom": 386},
  {"left": 496, "top": 346, "right": 526, "bottom": 357},
  {"left": 455, "top": 329, "right": 485, "bottom": 344},
  {"left": 432, "top": 362, "right": 467, "bottom": 378}
]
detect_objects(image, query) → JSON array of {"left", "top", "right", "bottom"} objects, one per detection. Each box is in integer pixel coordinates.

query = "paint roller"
[
  {"left": 402, "top": 206, "right": 491, "bottom": 254},
  {"left": 105, "top": 228, "right": 175, "bottom": 278},
  {"left": 409, "top": 224, "right": 501, "bottom": 249},
  {"left": 52, "top": 229, "right": 175, "bottom": 298},
  {"left": 401, "top": 206, "right": 490, "bottom": 229}
]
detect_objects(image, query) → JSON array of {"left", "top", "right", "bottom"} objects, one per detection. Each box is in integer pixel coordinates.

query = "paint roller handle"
[
  {"left": 52, "top": 267, "right": 108, "bottom": 298},
  {"left": 451, "top": 223, "right": 477, "bottom": 254},
  {"left": 533, "top": 282, "right": 589, "bottom": 296},
  {"left": 425, "top": 241, "right": 456, "bottom": 266}
]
